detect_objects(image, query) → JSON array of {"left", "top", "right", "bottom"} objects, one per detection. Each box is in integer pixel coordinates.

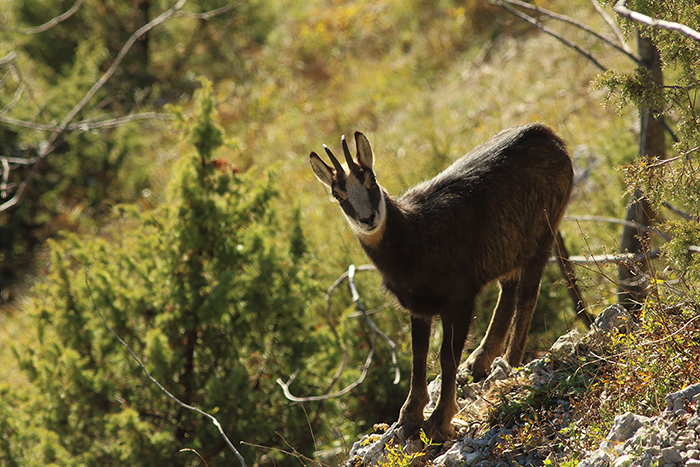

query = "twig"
[
  {"left": 0, "top": 112, "right": 175, "bottom": 132},
  {"left": 276, "top": 335, "right": 377, "bottom": 402},
  {"left": 562, "top": 215, "right": 668, "bottom": 241},
  {"left": 19, "top": 0, "right": 85, "bottom": 34},
  {"left": 589, "top": 0, "right": 636, "bottom": 58},
  {"left": 662, "top": 202, "right": 697, "bottom": 223},
  {"left": 488, "top": 0, "right": 607, "bottom": 71},
  {"left": 554, "top": 231, "right": 593, "bottom": 328},
  {"left": 493, "top": 0, "right": 640, "bottom": 63},
  {"left": 613, "top": 0, "right": 700, "bottom": 43},
  {"left": 176, "top": 2, "right": 240, "bottom": 20},
  {"left": 277, "top": 264, "right": 401, "bottom": 402},
  {"left": 555, "top": 249, "right": 661, "bottom": 265},
  {"left": 0, "top": 0, "right": 187, "bottom": 213},
  {"left": 84, "top": 266, "right": 246, "bottom": 467},
  {"left": 348, "top": 265, "right": 401, "bottom": 385},
  {"left": 647, "top": 155, "right": 681, "bottom": 168}
]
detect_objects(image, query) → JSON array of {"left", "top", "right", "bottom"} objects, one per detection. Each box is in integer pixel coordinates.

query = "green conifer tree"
[{"left": 0, "top": 81, "right": 323, "bottom": 466}]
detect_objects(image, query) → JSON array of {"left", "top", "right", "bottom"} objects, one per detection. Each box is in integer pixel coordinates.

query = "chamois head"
[{"left": 309, "top": 132, "right": 386, "bottom": 237}]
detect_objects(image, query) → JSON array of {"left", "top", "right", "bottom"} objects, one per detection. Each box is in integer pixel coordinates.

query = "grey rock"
[
  {"left": 612, "top": 454, "right": 635, "bottom": 467},
  {"left": 550, "top": 329, "right": 581, "bottom": 356},
  {"left": 592, "top": 304, "right": 636, "bottom": 335},
  {"left": 666, "top": 383, "right": 700, "bottom": 414},
  {"left": 662, "top": 447, "right": 683, "bottom": 464},
  {"left": 578, "top": 449, "right": 613, "bottom": 467},
  {"left": 608, "top": 412, "right": 652, "bottom": 442}
]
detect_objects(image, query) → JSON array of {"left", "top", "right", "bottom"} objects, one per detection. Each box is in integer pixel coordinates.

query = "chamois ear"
[
  {"left": 309, "top": 152, "right": 334, "bottom": 187},
  {"left": 354, "top": 131, "right": 374, "bottom": 170}
]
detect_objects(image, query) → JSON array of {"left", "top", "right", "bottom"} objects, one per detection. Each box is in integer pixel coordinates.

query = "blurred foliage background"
[{"left": 0, "top": 0, "right": 698, "bottom": 465}]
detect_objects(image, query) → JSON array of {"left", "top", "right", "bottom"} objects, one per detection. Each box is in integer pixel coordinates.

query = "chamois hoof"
[
  {"left": 463, "top": 349, "right": 491, "bottom": 382},
  {"left": 395, "top": 421, "right": 423, "bottom": 441},
  {"left": 422, "top": 416, "right": 455, "bottom": 443}
]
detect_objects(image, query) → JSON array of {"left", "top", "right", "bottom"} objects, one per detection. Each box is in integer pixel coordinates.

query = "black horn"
[
  {"left": 342, "top": 135, "right": 359, "bottom": 171},
  {"left": 323, "top": 144, "right": 345, "bottom": 175}
]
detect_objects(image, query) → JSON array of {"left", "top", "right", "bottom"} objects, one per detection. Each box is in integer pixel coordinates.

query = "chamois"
[{"left": 309, "top": 124, "right": 573, "bottom": 441}]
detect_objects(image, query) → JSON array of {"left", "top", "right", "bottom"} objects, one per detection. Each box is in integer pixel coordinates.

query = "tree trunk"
[{"left": 617, "top": 33, "right": 665, "bottom": 311}]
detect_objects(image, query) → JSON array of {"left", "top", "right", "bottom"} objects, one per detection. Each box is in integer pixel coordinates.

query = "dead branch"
[
  {"left": 0, "top": 112, "right": 174, "bottom": 132},
  {"left": 176, "top": 1, "right": 241, "bottom": 20},
  {"left": 276, "top": 338, "right": 376, "bottom": 403},
  {"left": 0, "top": 0, "right": 188, "bottom": 213},
  {"left": 589, "top": 0, "right": 636, "bottom": 58},
  {"left": 563, "top": 215, "right": 669, "bottom": 241},
  {"left": 561, "top": 249, "right": 661, "bottom": 264},
  {"left": 19, "top": 0, "right": 85, "bottom": 34},
  {"left": 662, "top": 202, "right": 697, "bottom": 223},
  {"left": 347, "top": 265, "right": 400, "bottom": 385},
  {"left": 1, "top": 0, "right": 242, "bottom": 213},
  {"left": 84, "top": 266, "right": 246, "bottom": 467},
  {"left": 277, "top": 264, "right": 401, "bottom": 402},
  {"left": 554, "top": 231, "right": 593, "bottom": 328},
  {"left": 488, "top": 0, "right": 607, "bottom": 71},
  {"left": 613, "top": 0, "right": 700, "bottom": 43},
  {"left": 491, "top": 0, "right": 639, "bottom": 63}
]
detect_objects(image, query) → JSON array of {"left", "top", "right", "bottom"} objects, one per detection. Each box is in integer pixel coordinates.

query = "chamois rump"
[{"left": 309, "top": 123, "right": 573, "bottom": 441}]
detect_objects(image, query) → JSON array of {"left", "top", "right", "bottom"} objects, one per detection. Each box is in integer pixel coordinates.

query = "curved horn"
[
  {"left": 342, "top": 135, "right": 359, "bottom": 171},
  {"left": 323, "top": 144, "right": 345, "bottom": 176}
]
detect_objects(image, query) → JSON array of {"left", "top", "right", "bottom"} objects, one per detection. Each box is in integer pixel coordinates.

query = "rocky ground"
[{"left": 346, "top": 305, "right": 700, "bottom": 467}]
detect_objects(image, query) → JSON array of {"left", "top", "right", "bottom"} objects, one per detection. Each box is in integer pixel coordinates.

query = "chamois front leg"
[
  {"left": 397, "top": 315, "right": 431, "bottom": 435},
  {"left": 424, "top": 313, "right": 471, "bottom": 442}
]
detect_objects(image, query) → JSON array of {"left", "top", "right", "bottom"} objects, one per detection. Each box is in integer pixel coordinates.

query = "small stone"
[
  {"left": 687, "top": 415, "right": 699, "bottom": 429},
  {"left": 688, "top": 451, "right": 700, "bottom": 461},
  {"left": 549, "top": 329, "right": 581, "bottom": 355},
  {"left": 613, "top": 454, "right": 635, "bottom": 467},
  {"left": 662, "top": 447, "right": 683, "bottom": 464},
  {"left": 609, "top": 413, "right": 652, "bottom": 442},
  {"left": 686, "top": 461, "right": 700, "bottom": 467}
]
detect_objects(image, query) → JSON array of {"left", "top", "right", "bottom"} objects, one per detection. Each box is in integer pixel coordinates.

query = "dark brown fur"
[{"left": 310, "top": 123, "right": 573, "bottom": 441}]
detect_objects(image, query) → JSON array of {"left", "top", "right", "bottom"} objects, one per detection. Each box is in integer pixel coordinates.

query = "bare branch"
[
  {"left": 276, "top": 338, "right": 376, "bottom": 402},
  {"left": 0, "top": 111, "right": 174, "bottom": 132},
  {"left": 488, "top": 0, "right": 607, "bottom": 71},
  {"left": 492, "top": 0, "right": 640, "bottom": 63},
  {"left": 613, "top": 0, "right": 700, "bottom": 43},
  {"left": 0, "top": 0, "right": 187, "bottom": 213},
  {"left": 176, "top": 1, "right": 241, "bottom": 20},
  {"left": 662, "top": 202, "right": 697, "bottom": 223},
  {"left": 589, "top": 0, "right": 637, "bottom": 58},
  {"left": 562, "top": 215, "right": 669, "bottom": 240},
  {"left": 19, "top": 0, "right": 85, "bottom": 34},
  {"left": 69, "top": 112, "right": 176, "bottom": 131},
  {"left": 277, "top": 264, "right": 401, "bottom": 402},
  {"left": 556, "top": 248, "right": 661, "bottom": 264},
  {"left": 84, "top": 266, "right": 246, "bottom": 467},
  {"left": 0, "top": 52, "right": 17, "bottom": 67},
  {"left": 347, "top": 265, "right": 401, "bottom": 385},
  {"left": 56, "top": 0, "right": 187, "bottom": 136}
]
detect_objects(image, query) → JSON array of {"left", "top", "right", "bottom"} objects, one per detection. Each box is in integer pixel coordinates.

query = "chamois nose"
[{"left": 360, "top": 212, "right": 376, "bottom": 227}]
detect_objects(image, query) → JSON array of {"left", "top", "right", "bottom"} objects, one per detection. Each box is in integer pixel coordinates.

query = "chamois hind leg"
[
  {"left": 464, "top": 277, "right": 518, "bottom": 381},
  {"left": 397, "top": 315, "right": 432, "bottom": 435},
  {"left": 504, "top": 246, "right": 552, "bottom": 367},
  {"left": 424, "top": 306, "right": 473, "bottom": 441}
]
